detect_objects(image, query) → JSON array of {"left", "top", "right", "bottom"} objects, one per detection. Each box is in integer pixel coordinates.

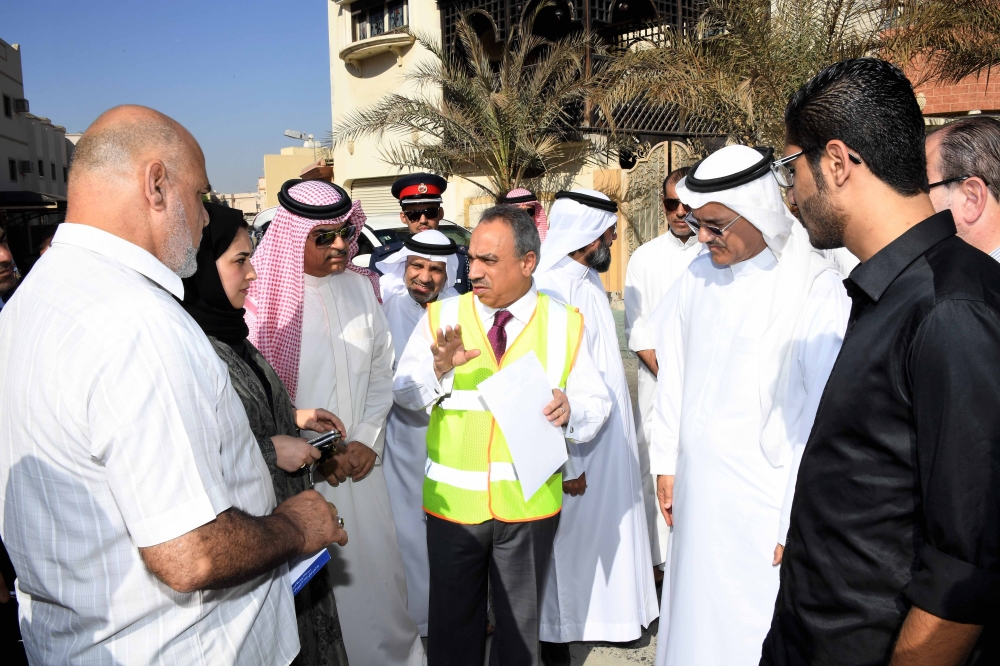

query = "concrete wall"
[{"left": 0, "top": 39, "right": 29, "bottom": 194}]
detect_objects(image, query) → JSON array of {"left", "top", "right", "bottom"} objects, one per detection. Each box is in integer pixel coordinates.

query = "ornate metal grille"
[{"left": 437, "top": 0, "right": 711, "bottom": 139}]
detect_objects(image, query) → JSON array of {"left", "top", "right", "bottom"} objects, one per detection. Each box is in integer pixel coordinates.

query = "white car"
[{"left": 250, "top": 209, "right": 471, "bottom": 269}]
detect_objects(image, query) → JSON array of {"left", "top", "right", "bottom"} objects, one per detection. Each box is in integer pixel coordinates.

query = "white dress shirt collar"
[
  {"left": 52, "top": 222, "right": 185, "bottom": 299},
  {"left": 475, "top": 282, "right": 538, "bottom": 327}
]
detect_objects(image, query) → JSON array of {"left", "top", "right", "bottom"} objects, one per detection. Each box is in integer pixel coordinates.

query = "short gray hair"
[
  {"left": 478, "top": 204, "right": 541, "bottom": 263},
  {"left": 930, "top": 116, "right": 1000, "bottom": 202}
]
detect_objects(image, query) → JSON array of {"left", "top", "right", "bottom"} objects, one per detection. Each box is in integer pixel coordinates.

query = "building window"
[
  {"left": 38, "top": 160, "right": 45, "bottom": 178},
  {"left": 352, "top": 0, "right": 407, "bottom": 41},
  {"left": 51, "top": 163, "right": 56, "bottom": 180},
  {"left": 8, "top": 159, "right": 16, "bottom": 182},
  {"left": 2, "top": 95, "right": 10, "bottom": 118},
  {"left": 63, "top": 166, "right": 67, "bottom": 182}
]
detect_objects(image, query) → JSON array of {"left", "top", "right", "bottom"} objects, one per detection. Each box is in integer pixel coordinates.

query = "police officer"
[{"left": 371, "top": 173, "right": 471, "bottom": 293}]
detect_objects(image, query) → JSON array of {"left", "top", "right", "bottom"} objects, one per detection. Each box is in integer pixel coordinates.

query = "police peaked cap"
[{"left": 391, "top": 173, "right": 448, "bottom": 206}]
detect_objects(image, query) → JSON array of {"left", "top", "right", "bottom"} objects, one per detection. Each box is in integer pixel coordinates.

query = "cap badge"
[{"left": 417, "top": 183, "right": 428, "bottom": 194}]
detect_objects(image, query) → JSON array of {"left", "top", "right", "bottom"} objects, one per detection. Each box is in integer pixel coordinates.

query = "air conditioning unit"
[
  {"left": 18, "top": 160, "right": 33, "bottom": 174},
  {"left": 14, "top": 98, "right": 29, "bottom": 113}
]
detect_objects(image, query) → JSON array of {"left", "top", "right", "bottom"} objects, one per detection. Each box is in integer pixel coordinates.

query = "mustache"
[{"left": 327, "top": 249, "right": 348, "bottom": 258}]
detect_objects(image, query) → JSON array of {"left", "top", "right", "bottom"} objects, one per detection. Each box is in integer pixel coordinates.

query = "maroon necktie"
[{"left": 488, "top": 310, "right": 514, "bottom": 360}]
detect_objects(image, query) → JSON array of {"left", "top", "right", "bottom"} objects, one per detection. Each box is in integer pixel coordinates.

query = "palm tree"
[
  {"left": 596, "top": 0, "right": 948, "bottom": 151},
  {"left": 332, "top": 3, "right": 608, "bottom": 200},
  {"left": 886, "top": 0, "right": 1000, "bottom": 84}
]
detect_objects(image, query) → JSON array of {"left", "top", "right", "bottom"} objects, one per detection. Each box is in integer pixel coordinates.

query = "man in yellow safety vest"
[{"left": 392, "top": 204, "right": 612, "bottom": 666}]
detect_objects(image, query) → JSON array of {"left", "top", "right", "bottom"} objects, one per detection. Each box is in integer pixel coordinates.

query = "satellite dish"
[{"left": 284, "top": 129, "right": 308, "bottom": 141}]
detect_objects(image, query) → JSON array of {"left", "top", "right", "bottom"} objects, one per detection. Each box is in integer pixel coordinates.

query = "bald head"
[
  {"left": 70, "top": 105, "right": 199, "bottom": 185},
  {"left": 66, "top": 105, "right": 210, "bottom": 277}
]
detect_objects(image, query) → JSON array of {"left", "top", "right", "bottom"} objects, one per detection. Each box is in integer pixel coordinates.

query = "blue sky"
[{"left": 4, "top": 1, "right": 334, "bottom": 193}]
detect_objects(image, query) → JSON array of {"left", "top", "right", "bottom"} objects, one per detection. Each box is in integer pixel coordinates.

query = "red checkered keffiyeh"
[
  {"left": 245, "top": 180, "right": 381, "bottom": 402},
  {"left": 505, "top": 188, "right": 549, "bottom": 242}
]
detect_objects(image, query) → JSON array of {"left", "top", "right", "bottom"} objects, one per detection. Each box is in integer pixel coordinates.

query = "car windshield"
[{"left": 372, "top": 225, "right": 471, "bottom": 247}]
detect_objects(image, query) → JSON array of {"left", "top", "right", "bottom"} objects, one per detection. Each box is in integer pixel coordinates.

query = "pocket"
[{"left": 343, "top": 326, "right": 374, "bottom": 371}]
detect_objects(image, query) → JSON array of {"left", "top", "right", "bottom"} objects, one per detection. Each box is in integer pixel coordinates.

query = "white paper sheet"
[{"left": 477, "top": 351, "right": 568, "bottom": 500}]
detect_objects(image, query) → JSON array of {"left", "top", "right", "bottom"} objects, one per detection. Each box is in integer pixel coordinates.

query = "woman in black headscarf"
[{"left": 182, "top": 202, "right": 350, "bottom": 666}]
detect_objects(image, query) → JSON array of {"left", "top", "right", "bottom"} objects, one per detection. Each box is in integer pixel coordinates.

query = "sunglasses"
[
  {"left": 663, "top": 198, "right": 689, "bottom": 213},
  {"left": 404, "top": 207, "right": 442, "bottom": 222},
  {"left": 313, "top": 226, "right": 356, "bottom": 247},
  {"left": 685, "top": 211, "right": 744, "bottom": 237},
  {"left": 517, "top": 204, "right": 538, "bottom": 216}
]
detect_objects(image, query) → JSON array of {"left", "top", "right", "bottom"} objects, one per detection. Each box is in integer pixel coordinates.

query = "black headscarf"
[{"left": 181, "top": 203, "right": 251, "bottom": 345}]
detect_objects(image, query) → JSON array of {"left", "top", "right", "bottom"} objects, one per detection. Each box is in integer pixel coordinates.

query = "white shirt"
[
  {"left": 392, "top": 283, "right": 611, "bottom": 445},
  {"left": 0, "top": 224, "right": 298, "bottom": 665},
  {"left": 624, "top": 230, "right": 702, "bottom": 353}
]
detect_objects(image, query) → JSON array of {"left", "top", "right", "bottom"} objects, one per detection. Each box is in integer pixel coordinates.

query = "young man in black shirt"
[{"left": 761, "top": 58, "right": 999, "bottom": 666}]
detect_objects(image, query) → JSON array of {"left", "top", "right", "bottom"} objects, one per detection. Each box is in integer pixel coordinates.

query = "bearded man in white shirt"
[
  {"left": 246, "top": 178, "right": 423, "bottom": 666},
  {"left": 0, "top": 105, "right": 345, "bottom": 665},
  {"left": 649, "top": 145, "right": 849, "bottom": 666},
  {"left": 624, "top": 166, "right": 701, "bottom": 575},
  {"left": 534, "top": 190, "right": 659, "bottom": 664},
  {"left": 379, "top": 229, "right": 459, "bottom": 636}
]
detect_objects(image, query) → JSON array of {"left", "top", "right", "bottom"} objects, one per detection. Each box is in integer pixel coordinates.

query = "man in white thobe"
[
  {"left": 649, "top": 145, "right": 850, "bottom": 666},
  {"left": 534, "top": 190, "right": 659, "bottom": 659},
  {"left": 247, "top": 179, "right": 423, "bottom": 666},
  {"left": 379, "top": 230, "right": 459, "bottom": 636},
  {"left": 623, "top": 167, "right": 702, "bottom": 572}
]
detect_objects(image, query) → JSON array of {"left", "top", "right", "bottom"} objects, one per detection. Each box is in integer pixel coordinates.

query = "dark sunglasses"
[
  {"left": 663, "top": 198, "right": 689, "bottom": 213},
  {"left": 313, "top": 226, "right": 356, "bottom": 247},
  {"left": 684, "top": 211, "right": 743, "bottom": 237},
  {"left": 404, "top": 207, "right": 442, "bottom": 222}
]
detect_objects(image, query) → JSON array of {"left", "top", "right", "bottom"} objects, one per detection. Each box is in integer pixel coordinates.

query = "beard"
[
  {"left": 161, "top": 196, "right": 199, "bottom": 278},
  {"left": 798, "top": 178, "right": 847, "bottom": 250},
  {"left": 407, "top": 281, "right": 441, "bottom": 304},
  {"left": 0, "top": 262, "right": 17, "bottom": 295},
  {"left": 585, "top": 238, "right": 613, "bottom": 273}
]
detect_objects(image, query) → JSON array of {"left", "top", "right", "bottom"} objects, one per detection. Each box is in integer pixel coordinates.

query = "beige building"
[
  {"left": 261, "top": 145, "right": 331, "bottom": 209},
  {"left": 0, "top": 37, "right": 74, "bottom": 271},
  {"left": 326, "top": 0, "right": 709, "bottom": 295}
]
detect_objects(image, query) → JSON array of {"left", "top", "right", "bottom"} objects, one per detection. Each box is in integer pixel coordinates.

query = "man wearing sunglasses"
[
  {"left": 247, "top": 179, "right": 424, "bottom": 665},
  {"left": 372, "top": 173, "right": 471, "bottom": 295},
  {"left": 925, "top": 116, "right": 1000, "bottom": 261},
  {"left": 623, "top": 166, "right": 702, "bottom": 585},
  {"left": 648, "top": 144, "right": 849, "bottom": 666}
]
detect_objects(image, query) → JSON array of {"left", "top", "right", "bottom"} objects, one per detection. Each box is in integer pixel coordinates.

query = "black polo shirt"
[{"left": 761, "top": 212, "right": 1000, "bottom": 665}]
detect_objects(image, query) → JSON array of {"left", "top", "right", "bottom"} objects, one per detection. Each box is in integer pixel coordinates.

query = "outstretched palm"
[{"left": 432, "top": 325, "right": 481, "bottom": 379}]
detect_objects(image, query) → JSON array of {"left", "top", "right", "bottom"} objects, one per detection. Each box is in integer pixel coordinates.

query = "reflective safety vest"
[{"left": 423, "top": 292, "right": 584, "bottom": 524}]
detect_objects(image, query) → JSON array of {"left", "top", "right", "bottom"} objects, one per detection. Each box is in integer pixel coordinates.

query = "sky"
[{"left": 4, "top": 0, "right": 334, "bottom": 193}]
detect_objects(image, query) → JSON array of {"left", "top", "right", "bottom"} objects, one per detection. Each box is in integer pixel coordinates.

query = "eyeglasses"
[
  {"left": 685, "top": 211, "right": 743, "bottom": 237},
  {"left": 928, "top": 175, "right": 991, "bottom": 189},
  {"left": 771, "top": 149, "right": 863, "bottom": 189},
  {"left": 404, "top": 207, "right": 442, "bottom": 222},
  {"left": 313, "top": 226, "right": 356, "bottom": 247},
  {"left": 663, "top": 198, "right": 689, "bottom": 213},
  {"left": 517, "top": 204, "right": 538, "bottom": 216}
]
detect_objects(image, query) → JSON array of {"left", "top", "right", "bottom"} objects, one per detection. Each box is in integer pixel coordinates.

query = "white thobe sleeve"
[
  {"left": 563, "top": 333, "right": 612, "bottom": 445},
  {"left": 648, "top": 278, "right": 686, "bottom": 476},
  {"left": 393, "top": 310, "right": 449, "bottom": 410},
  {"left": 776, "top": 272, "right": 850, "bottom": 545},
  {"left": 355, "top": 293, "right": 395, "bottom": 457},
  {"left": 624, "top": 251, "right": 656, "bottom": 353}
]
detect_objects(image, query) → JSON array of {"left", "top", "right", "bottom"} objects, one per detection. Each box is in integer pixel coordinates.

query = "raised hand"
[{"left": 432, "top": 324, "right": 482, "bottom": 379}]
